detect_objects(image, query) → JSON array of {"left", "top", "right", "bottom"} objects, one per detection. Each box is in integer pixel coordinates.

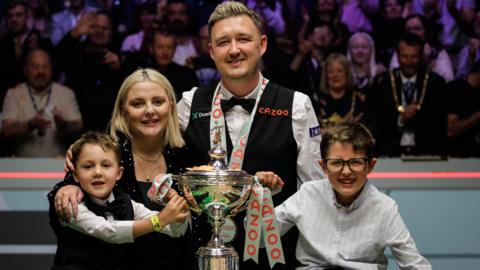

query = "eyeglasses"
[{"left": 323, "top": 158, "right": 369, "bottom": 173}]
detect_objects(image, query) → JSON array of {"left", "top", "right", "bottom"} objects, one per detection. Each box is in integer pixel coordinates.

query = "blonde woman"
[
  {"left": 315, "top": 53, "right": 367, "bottom": 132},
  {"left": 347, "top": 32, "right": 386, "bottom": 90},
  {"left": 49, "top": 68, "right": 193, "bottom": 269}
]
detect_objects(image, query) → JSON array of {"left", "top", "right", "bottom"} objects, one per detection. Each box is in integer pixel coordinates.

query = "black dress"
[{"left": 48, "top": 134, "right": 194, "bottom": 270}]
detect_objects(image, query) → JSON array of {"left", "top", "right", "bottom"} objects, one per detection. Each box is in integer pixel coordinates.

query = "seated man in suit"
[{"left": 369, "top": 33, "right": 447, "bottom": 157}]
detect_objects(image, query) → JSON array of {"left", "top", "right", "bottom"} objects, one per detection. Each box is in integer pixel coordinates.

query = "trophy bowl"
[{"left": 173, "top": 137, "right": 255, "bottom": 270}]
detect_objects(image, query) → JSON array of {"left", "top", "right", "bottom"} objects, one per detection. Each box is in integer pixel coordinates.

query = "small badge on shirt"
[{"left": 309, "top": 125, "right": 321, "bottom": 137}]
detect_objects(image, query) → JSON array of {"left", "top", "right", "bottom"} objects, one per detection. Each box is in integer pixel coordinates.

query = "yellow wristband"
[{"left": 150, "top": 215, "right": 163, "bottom": 232}]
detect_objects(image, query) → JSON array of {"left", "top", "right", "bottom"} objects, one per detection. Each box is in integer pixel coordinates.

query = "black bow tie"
[
  {"left": 87, "top": 196, "right": 128, "bottom": 220},
  {"left": 221, "top": 97, "right": 256, "bottom": 113}
]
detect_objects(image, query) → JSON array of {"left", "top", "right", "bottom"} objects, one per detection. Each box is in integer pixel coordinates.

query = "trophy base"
[{"left": 196, "top": 246, "right": 239, "bottom": 270}]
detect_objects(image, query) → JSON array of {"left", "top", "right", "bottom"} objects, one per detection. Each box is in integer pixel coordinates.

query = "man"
[
  {"left": 50, "top": 0, "right": 97, "bottom": 45},
  {"left": 177, "top": 2, "right": 323, "bottom": 269},
  {"left": 0, "top": 0, "right": 53, "bottom": 110},
  {"left": 165, "top": 0, "right": 198, "bottom": 66},
  {"left": 446, "top": 60, "right": 480, "bottom": 157},
  {"left": 56, "top": 10, "right": 122, "bottom": 131},
  {"left": 1, "top": 49, "right": 82, "bottom": 157},
  {"left": 146, "top": 29, "right": 199, "bottom": 101},
  {"left": 369, "top": 33, "right": 447, "bottom": 156}
]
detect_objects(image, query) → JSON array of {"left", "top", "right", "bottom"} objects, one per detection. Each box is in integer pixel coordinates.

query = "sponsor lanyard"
[
  {"left": 28, "top": 84, "right": 52, "bottom": 113},
  {"left": 244, "top": 179, "right": 285, "bottom": 267},
  {"left": 209, "top": 76, "right": 268, "bottom": 170}
]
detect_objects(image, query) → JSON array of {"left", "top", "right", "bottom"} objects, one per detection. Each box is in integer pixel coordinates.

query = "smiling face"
[
  {"left": 74, "top": 144, "right": 123, "bottom": 200},
  {"left": 326, "top": 60, "right": 347, "bottom": 92},
  {"left": 123, "top": 81, "right": 172, "bottom": 139},
  {"left": 209, "top": 15, "right": 267, "bottom": 85},
  {"left": 319, "top": 142, "right": 376, "bottom": 206}
]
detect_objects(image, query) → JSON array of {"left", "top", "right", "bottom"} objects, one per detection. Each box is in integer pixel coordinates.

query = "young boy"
[
  {"left": 270, "top": 122, "right": 432, "bottom": 269},
  {"left": 49, "top": 131, "right": 189, "bottom": 269}
]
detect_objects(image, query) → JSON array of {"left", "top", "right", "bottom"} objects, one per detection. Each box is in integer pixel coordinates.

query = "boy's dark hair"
[
  {"left": 470, "top": 60, "right": 480, "bottom": 74},
  {"left": 71, "top": 131, "right": 121, "bottom": 167},
  {"left": 320, "top": 122, "right": 376, "bottom": 159}
]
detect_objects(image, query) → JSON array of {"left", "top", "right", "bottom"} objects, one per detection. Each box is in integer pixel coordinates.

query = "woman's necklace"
[{"left": 133, "top": 150, "right": 163, "bottom": 182}]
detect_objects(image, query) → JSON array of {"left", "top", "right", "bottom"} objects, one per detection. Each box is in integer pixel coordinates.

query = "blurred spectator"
[
  {"left": 120, "top": 1, "right": 157, "bottom": 53},
  {"left": 373, "top": 0, "right": 409, "bottom": 66},
  {"left": 128, "top": 29, "right": 199, "bottom": 101},
  {"left": 246, "top": 0, "right": 286, "bottom": 36},
  {"left": 1, "top": 49, "right": 82, "bottom": 157},
  {"left": 28, "top": 0, "right": 52, "bottom": 38},
  {"left": 186, "top": 24, "right": 220, "bottom": 86},
  {"left": 314, "top": 53, "right": 367, "bottom": 133},
  {"left": 347, "top": 32, "right": 386, "bottom": 90},
  {"left": 390, "top": 14, "right": 454, "bottom": 81},
  {"left": 456, "top": 10, "right": 480, "bottom": 77},
  {"left": 412, "top": 0, "right": 476, "bottom": 50},
  {"left": 0, "top": 0, "right": 54, "bottom": 110},
  {"left": 369, "top": 33, "right": 447, "bottom": 156},
  {"left": 56, "top": 10, "right": 122, "bottom": 131},
  {"left": 446, "top": 60, "right": 480, "bottom": 157},
  {"left": 50, "top": 0, "right": 97, "bottom": 45},
  {"left": 289, "top": 22, "right": 337, "bottom": 98},
  {"left": 165, "top": 0, "right": 197, "bottom": 66},
  {"left": 340, "top": 0, "right": 380, "bottom": 33}
]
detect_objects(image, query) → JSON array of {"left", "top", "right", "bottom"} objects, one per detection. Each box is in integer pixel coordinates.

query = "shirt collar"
[
  {"left": 327, "top": 180, "right": 371, "bottom": 211},
  {"left": 400, "top": 72, "right": 417, "bottom": 85},
  {"left": 90, "top": 192, "right": 115, "bottom": 206},
  {"left": 220, "top": 73, "right": 264, "bottom": 100}
]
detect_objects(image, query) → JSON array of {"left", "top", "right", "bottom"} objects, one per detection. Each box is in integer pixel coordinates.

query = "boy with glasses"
[{"left": 263, "top": 122, "right": 431, "bottom": 269}]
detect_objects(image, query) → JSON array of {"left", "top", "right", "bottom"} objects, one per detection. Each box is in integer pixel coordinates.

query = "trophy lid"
[{"left": 176, "top": 126, "right": 253, "bottom": 184}]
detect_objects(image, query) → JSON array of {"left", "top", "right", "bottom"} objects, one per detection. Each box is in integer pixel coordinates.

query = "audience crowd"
[{"left": 0, "top": 0, "right": 479, "bottom": 157}]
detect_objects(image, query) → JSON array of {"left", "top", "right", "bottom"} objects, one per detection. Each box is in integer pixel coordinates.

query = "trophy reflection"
[{"left": 174, "top": 130, "right": 254, "bottom": 270}]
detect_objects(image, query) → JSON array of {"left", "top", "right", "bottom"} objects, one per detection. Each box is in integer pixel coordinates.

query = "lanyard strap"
[
  {"left": 28, "top": 84, "right": 52, "bottom": 112},
  {"left": 209, "top": 76, "right": 268, "bottom": 170}
]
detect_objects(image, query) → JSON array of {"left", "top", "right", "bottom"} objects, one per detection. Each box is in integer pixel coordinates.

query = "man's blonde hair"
[
  {"left": 108, "top": 68, "right": 185, "bottom": 148},
  {"left": 208, "top": 1, "right": 263, "bottom": 39}
]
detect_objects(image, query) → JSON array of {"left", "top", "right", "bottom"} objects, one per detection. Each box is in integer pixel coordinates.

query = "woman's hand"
[
  {"left": 55, "top": 185, "right": 84, "bottom": 222},
  {"left": 255, "top": 171, "right": 284, "bottom": 190}
]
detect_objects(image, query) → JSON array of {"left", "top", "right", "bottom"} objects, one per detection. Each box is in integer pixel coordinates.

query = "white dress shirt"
[
  {"left": 61, "top": 192, "right": 187, "bottom": 244},
  {"left": 275, "top": 179, "right": 432, "bottom": 270},
  {"left": 177, "top": 80, "right": 325, "bottom": 188}
]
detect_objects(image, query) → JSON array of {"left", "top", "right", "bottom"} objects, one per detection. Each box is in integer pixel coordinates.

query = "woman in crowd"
[
  {"left": 49, "top": 68, "right": 193, "bottom": 270},
  {"left": 313, "top": 53, "right": 367, "bottom": 133},
  {"left": 347, "top": 32, "right": 386, "bottom": 91},
  {"left": 390, "top": 13, "right": 454, "bottom": 81}
]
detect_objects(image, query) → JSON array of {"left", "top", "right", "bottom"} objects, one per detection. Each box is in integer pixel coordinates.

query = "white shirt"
[
  {"left": 60, "top": 192, "right": 188, "bottom": 244},
  {"left": 177, "top": 79, "right": 325, "bottom": 188},
  {"left": 172, "top": 37, "right": 198, "bottom": 66},
  {"left": 275, "top": 179, "right": 432, "bottom": 270},
  {"left": 121, "top": 31, "right": 144, "bottom": 52}
]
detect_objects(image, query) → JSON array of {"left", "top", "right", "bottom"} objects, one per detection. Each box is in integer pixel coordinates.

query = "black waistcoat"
[
  {"left": 184, "top": 82, "right": 298, "bottom": 205},
  {"left": 52, "top": 190, "right": 135, "bottom": 270}
]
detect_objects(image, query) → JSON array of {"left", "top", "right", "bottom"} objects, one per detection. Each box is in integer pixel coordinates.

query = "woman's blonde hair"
[
  {"left": 108, "top": 68, "right": 185, "bottom": 148},
  {"left": 319, "top": 53, "right": 355, "bottom": 94},
  {"left": 347, "top": 32, "right": 379, "bottom": 83}
]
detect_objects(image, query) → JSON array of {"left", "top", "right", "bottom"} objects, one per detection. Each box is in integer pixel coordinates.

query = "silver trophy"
[{"left": 174, "top": 129, "right": 254, "bottom": 270}]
